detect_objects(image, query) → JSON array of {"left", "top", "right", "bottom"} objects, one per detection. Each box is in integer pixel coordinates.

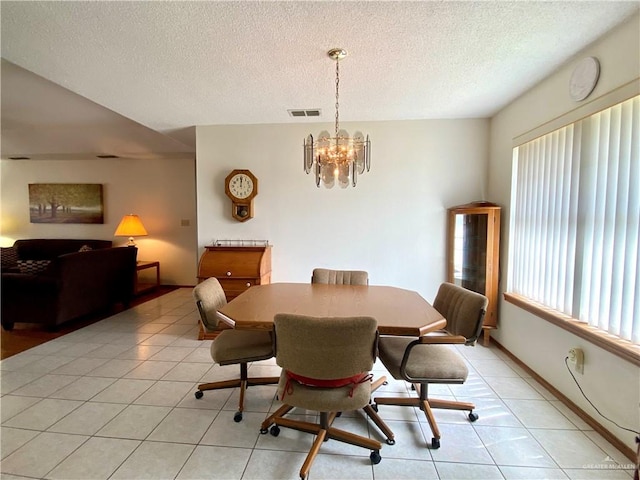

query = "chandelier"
[{"left": 303, "top": 48, "right": 371, "bottom": 188}]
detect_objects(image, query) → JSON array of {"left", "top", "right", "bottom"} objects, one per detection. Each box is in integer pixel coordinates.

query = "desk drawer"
[
  {"left": 218, "top": 278, "right": 262, "bottom": 299},
  {"left": 219, "top": 278, "right": 260, "bottom": 290}
]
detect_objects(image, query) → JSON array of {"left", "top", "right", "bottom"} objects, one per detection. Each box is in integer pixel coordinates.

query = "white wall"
[
  {"left": 0, "top": 157, "right": 197, "bottom": 286},
  {"left": 488, "top": 13, "right": 640, "bottom": 449},
  {"left": 196, "top": 119, "right": 489, "bottom": 300}
]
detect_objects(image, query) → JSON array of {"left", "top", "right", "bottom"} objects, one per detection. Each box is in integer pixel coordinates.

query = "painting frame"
[{"left": 28, "top": 183, "right": 104, "bottom": 224}]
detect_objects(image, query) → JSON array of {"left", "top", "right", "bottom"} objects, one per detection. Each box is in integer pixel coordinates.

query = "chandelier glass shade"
[{"left": 303, "top": 49, "right": 371, "bottom": 188}]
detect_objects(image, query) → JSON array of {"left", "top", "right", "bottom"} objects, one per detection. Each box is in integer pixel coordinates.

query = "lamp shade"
[{"left": 114, "top": 214, "right": 148, "bottom": 246}]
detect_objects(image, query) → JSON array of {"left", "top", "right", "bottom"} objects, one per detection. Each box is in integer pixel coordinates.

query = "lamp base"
[{"left": 127, "top": 237, "right": 137, "bottom": 247}]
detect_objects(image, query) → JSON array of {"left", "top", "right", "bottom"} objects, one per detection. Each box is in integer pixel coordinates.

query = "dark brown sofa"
[{"left": 1, "top": 239, "right": 138, "bottom": 330}]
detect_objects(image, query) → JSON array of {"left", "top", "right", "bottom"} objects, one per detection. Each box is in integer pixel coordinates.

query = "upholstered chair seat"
[
  {"left": 377, "top": 336, "right": 469, "bottom": 382},
  {"left": 211, "top": 329, "right": 274, "bottom": 364}
]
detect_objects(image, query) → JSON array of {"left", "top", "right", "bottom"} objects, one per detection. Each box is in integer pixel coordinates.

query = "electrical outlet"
[{"left": 568, "top": 347, "right": 584, "bottom": 374}]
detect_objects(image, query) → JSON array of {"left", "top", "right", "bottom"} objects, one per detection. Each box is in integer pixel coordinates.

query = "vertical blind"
[{"left": 509, "top": 95, "right": 639, "bottom": 344}]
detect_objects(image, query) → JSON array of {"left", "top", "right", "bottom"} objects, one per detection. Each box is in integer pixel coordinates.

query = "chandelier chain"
[{"left": 334, "top": 58, "right": 340, "bottom": 138}]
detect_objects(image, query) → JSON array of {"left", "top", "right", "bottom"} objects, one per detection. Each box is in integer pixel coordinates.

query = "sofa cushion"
[
  {"left": 1, "top": 246, "right": 19, "bottom": 271},
  {"left": 17, "top": 259, "right": 52, "bottom": 275}
]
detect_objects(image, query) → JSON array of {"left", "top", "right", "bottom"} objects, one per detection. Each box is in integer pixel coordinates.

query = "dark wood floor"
[{"left": 1, "top": 286, "right": 178, "bottom": 360}]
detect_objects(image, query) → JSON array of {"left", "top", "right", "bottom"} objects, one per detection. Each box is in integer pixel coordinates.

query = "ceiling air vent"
[
  {"left": 96, "top": 154, "right": 120, "bottom": 159},
  {"left": 8, "top": 156, "right": 31, "bottom": 160},
  {"left": 288, "top": 109, "right": 321, "bottom": 118}
]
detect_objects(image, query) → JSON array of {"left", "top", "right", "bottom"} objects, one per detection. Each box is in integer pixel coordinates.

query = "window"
[{"left": 509, "top": 95, "right": 639, "bottom": 345}]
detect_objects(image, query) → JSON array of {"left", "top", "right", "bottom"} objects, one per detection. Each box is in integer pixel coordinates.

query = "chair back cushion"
[
  {"left": 311, "top": 268, "right": 369, "bottom": 285},
  {"left": 192, "top": 277, "right": 227, "bottom": 330},
  {"left": 433, "top": 282, "right": 488, "bottom": 343},
  {"left": 274, "top": 314, "right": 377, "bottom": 380}
]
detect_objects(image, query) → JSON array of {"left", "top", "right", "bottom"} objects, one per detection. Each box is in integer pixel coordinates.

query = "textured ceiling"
[{"left": 1, "top": 1, "right": 639, "bottom": 159}]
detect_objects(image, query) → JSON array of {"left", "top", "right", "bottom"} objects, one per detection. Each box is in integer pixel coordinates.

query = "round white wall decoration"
[{"left": 569, "top": 57, "right": 600, "bottom": 102}]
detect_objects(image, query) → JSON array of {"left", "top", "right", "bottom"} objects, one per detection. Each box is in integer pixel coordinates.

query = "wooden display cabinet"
[
  {"left": 196, "top": 245, "right": 272, "bottom": 339},
  {"left": 446, "top": 202, "right": 500, "bottom": 346}
]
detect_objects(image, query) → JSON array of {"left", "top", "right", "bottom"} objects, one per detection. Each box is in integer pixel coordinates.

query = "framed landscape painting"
[{"left": 29, "top": 183, "right": 104, "bottom": 224}]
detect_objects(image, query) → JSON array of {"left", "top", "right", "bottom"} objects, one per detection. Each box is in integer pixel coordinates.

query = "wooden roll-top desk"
[{"left": 196, "top": 244, "right": 272, "bottom": 339}]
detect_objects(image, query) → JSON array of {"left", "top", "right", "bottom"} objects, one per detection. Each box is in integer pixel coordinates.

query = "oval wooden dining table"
[{"left": 216, "top": 282, "right": 447, "bottom": 336}]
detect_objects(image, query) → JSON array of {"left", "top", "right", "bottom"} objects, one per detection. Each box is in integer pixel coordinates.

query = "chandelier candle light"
[{"left": 304, "top": 48, "right": 371, "bottom": 188}]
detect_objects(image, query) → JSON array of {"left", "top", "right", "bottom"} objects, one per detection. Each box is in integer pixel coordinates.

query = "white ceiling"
[{"left": 1, "top": 1, "right": 638, "bottom": 159}]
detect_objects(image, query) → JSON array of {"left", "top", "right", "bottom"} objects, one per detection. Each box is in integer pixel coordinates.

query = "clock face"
[{"left": 228, "top": 173, "right": 254, "bottom": 200}]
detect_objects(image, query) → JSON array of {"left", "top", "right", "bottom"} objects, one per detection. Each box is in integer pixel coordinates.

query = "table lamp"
[{"left": 114, "top": 214, "right": 148, "bottom": 246}]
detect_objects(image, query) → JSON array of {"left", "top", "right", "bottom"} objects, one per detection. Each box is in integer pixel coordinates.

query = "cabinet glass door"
[{"left": 452, "top": 213, "right": 488, "bottom": 295}]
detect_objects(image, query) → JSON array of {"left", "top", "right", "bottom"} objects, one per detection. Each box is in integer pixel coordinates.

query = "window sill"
[{"left": 504, "top": 292, "right": 640, "bottom": 367}]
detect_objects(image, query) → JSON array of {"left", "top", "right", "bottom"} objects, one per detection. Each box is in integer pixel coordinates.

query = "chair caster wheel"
[
  {"left": 383, "top": 380, "right": 388, "bottom": 385},
  {"left": 233, "top": 412, "right": 242, "bottom": 423},
  {"left": 194, "top": 390, "right": 204, "bottom": 399},
  {"left": 372, "top": 404, "right": 379, "bottom": 412},
  {"left": 468, "top": 412, "right": 479, "bottom": 422},
  {"left": 386, "top": 438, "right": 395, "bottom": 445},
  {"left": 370, "top": 450, "right": 381, "bottom": 464},
  {"left": 431, "top": 438, "right": 440, "bottom": 449},
  {"left": 260, "top": 427, "right": 269, "bottom": 434},
  {"left": 336, "top": 412, "right": 342, "bottom": 417},
  {"left": 270, "top": 425, "right": 280, "bottom": 437}
]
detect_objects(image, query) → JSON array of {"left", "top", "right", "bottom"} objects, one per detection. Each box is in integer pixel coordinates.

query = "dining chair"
[
  {"left": 311, "top": 268, "right": 369, "bottom": 285},
  {"left": 374, "top": 282, "right": 488, "bottom": 449},
  {"left": 260, "top": 313, "right": 393, "bottom": 479},
  {"left": 192, "top": 277, "right": 279, "bottom": 422},
  {"left": 310, "top": 267, "right": 390, "bottom": 422}
]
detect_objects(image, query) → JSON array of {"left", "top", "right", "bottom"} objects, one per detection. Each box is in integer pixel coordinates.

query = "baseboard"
[{"left": 491, "top": 338, "right": 636, "bottom": 462}]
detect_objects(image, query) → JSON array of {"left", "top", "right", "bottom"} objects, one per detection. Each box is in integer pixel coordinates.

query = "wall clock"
[
  {"left": 569, "top": 57, "right": 600, "bottom": 102},
  {"left": 225, "top": 169, "right": 258, "bottom": 222}
]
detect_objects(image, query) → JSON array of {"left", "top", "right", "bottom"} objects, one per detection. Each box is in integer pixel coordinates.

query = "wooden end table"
[{"left": 135, "top": 260, "right": 160, "bottom": 295}]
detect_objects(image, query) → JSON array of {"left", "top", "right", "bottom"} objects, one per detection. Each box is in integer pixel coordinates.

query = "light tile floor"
[{"left": 0, "top": 288, "right": 634, "bottom": 480}]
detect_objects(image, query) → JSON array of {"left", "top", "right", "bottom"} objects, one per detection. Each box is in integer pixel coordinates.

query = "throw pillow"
[
  {"left": 1, "top": 246, "right": 19, "bottom": 271},
  {"left": 79, "top": 245, "right": 93, "bottom": 252},
  {"left": 17, "top": 259, "right": 51, "bottom": 275}
]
